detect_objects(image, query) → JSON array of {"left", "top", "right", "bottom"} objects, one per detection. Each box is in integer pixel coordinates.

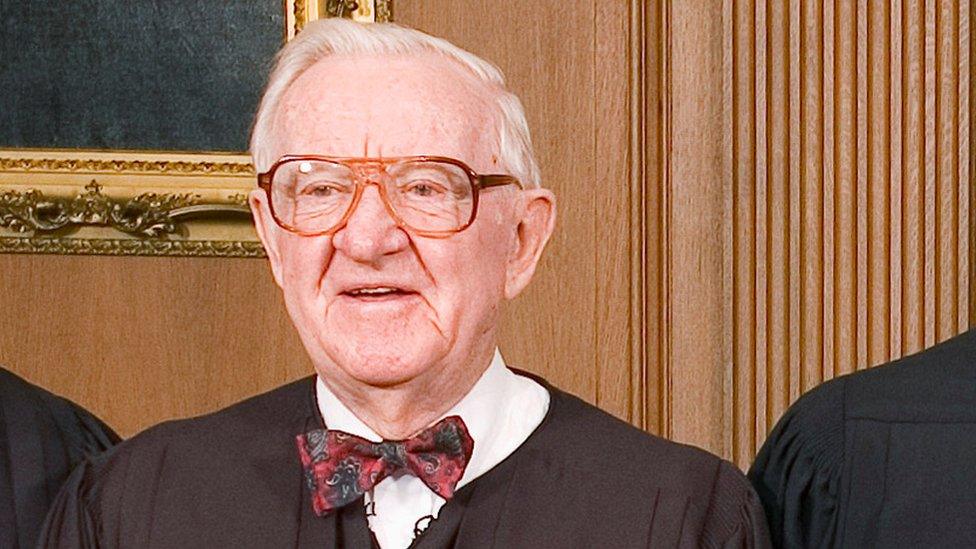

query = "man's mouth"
[{"left": 342, "top": 286, "right": 416, "bottom": 301}]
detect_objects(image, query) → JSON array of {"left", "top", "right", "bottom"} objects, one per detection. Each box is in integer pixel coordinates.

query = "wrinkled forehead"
[{"left": 272, "top": 53, "right": 501, "bottom": 170}]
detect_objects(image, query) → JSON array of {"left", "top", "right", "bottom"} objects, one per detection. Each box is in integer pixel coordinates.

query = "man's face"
[{"left": 251, "top": 53, "right": 551, "bottom": 391}]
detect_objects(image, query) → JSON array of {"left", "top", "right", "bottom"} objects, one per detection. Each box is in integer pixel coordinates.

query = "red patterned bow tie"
[{"left": 296, "top": 415, "right": 474, "bottom": 516}]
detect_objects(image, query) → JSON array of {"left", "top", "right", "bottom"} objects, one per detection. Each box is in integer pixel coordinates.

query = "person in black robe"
[
  {"left": 0, "top": 367, "right": 119, "bottom": 549},
  {"left": 749, "top": 328, "right": 976, "bottom": 548},
  {"left": 40, "top": 18, "right": 771, "bottom": 548},
  {"left": 40, "top": 374, "right": 768, "bottom": 548}
]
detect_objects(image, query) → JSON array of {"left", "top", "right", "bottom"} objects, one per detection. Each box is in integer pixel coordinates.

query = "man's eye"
[
  {"left": 403, "top": 181, "right": 446, "bottom": 198},
  {"left": 300, "top": 182, "right": 345, "bottom": 197}
]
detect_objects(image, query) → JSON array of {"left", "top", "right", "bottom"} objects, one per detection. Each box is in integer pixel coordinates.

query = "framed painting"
[{"left": 0, "top": 0, "right": 391, "bottom": 257}]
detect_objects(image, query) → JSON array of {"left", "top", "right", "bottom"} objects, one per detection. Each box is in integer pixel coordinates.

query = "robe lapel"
[
  {"left": 418, "top": 379, "right": 553, "bottom": 548},
  {"left": 337, "top": 502, "right": 376, "bottom": 548},
  {"left": 427, "top": 442, "right": 522, "bottom": 548},
  {"left": 295, "top": 494, "right": 375, "bottom": 549},
  {"left": 409, "top": 485, "right": 474, "bottom": 549}
]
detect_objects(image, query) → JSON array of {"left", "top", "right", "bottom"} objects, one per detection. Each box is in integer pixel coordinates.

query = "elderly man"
[{"left": 40, "top": 19, "right": 769, "bottom": 548}]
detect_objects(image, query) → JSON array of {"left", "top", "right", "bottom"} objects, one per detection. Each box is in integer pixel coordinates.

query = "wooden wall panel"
[
  {"left": 718, "top": 0, "right": 973, "bottom": 466},
  {"left": 0, "top": 254, "right": 312, "bottom": 437},
  {"left": 663, "top": 0, "right": 729, "bottom": 453}
]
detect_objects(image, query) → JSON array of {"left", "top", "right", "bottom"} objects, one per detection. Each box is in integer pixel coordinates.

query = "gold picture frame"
[
  {"left": 292, "top": 0, "right": 393, "bottom": 37},
  {"left": 0, "top": 0, "right": 391, "bottom": 258}
]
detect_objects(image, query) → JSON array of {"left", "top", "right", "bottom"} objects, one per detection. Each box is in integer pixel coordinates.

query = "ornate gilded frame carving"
[
  {"left": 291, "top": 0, "right": 393, "bottom": 36},
  {"left": 0, "top": 150, "right": 261, "bottom": 256},
  {"left": 0, "top": 0, "right": 392, "bottom": 258}
]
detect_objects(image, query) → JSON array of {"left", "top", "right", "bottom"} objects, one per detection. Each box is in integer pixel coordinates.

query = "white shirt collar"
[
  {"left": 314, "top": 348, "right": 548, "bottom": 488},
  {"left": 314, "top": 349, "right": 550, "bottom": 549}
]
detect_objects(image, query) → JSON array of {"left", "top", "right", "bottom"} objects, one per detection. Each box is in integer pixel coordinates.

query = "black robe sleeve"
[
  {"left": 0, "top": 367, "right": 119, "bottom": 549},
  {"left": 703, "top": 461, "right": 773, "bottom": 548},
  {"left": 747, "top": 379, "right": 845, "bottom": 549},
  {"left": 34, "top": 459, "right": 101, "bottom": 549}
]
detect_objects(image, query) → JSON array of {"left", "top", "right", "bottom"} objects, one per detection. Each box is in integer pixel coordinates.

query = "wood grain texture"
[
  {"left": 0, "top": 254, "right": 311, "bottom": 436},
  {"left": 666, "top": 0, "right": 728, "bottom": 453},
  {"left": 644, "top": 0, "right": 668, "bottom": 436},
  {"left": 719, "top": 0, "right": 973, "bottom": 466}
]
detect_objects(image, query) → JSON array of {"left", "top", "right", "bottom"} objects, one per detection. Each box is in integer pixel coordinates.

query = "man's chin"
[
  {"left": 331, "top": 293, "right": 425, "bottom": 324},
  {"left": 322, "top": 302, "right": 441, "bottom": 345},
  {"left": 326, "top": 345, "right": 445, "bottom": 388}
]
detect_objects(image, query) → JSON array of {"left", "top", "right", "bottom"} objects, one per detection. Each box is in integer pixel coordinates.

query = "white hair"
[{"left": 249, "top": 18, "right": 542, "bottom": 188}]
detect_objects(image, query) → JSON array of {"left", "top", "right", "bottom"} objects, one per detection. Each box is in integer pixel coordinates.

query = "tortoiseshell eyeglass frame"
[{"left": 257, "top": 155, "right": 522, "bottom": 238}]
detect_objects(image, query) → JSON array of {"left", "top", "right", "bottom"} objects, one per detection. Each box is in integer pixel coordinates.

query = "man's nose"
[{"left": 331, "top": 184, "right": 408, "bottom": 262}]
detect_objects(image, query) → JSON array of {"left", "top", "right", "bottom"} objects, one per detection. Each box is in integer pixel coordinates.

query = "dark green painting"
[{"left": 0, "top": 1, "right": 285, "bottom": 152}]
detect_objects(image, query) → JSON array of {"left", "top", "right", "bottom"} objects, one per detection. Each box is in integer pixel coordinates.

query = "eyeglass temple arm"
[{"left": 477, "top": 174, "right": 523, "bottom": 190}]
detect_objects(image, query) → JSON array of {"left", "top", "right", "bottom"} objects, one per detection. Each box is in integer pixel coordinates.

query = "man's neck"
[{"left": 319, "top": 347, "right": 495, "bottom": 439}]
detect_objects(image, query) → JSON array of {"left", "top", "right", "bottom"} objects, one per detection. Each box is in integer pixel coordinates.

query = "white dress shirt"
[{"left": 315, "top": 349, "right": 550, "bottom": 549}]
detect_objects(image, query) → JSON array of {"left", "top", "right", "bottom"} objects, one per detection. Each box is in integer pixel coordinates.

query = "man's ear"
[
  {"left": 504, "top": 188, "right": 556, "bottom": 299},
  {"left": 249, "top": 189, "right": 286, "bottom": 288}
]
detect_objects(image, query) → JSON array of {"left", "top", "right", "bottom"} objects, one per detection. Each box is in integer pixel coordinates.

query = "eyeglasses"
[{"left": 257, "top": 155, "right": 522, "bottom": 237}]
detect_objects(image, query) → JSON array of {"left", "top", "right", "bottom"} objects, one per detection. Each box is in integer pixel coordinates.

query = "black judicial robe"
[
  {"left": 0, "top": 367, "right": 119, "bottom": 549},
  {"left": 749, "top": 328, "right": 976, "bottom": 548},
  {"left": 40, "top": 373, "right": 771, "bottom": 548}
]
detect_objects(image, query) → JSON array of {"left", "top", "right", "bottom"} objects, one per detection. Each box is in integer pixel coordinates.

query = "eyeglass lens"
[{"left": 270, "top": 159, "right": 475, "bottom": 234}]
